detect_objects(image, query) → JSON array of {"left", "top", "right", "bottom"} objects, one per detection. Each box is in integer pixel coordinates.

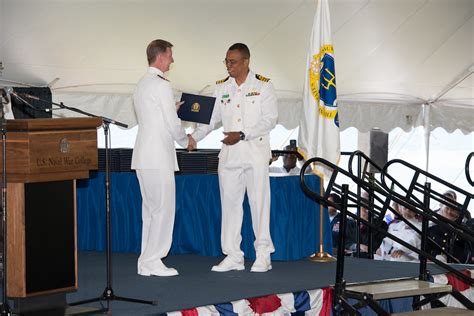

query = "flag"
[{"left": 298, "top": 0, "right": 340, "bottom": 178}]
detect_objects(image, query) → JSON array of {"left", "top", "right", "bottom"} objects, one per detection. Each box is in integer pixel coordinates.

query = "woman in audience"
[{"left": 378, "top": 204, "right": 421, "bottom": 262}]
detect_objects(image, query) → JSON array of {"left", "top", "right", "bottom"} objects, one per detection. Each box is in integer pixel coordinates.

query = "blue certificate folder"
[{"left": 178, "top": 93, "right": 216, "bottom": 124}]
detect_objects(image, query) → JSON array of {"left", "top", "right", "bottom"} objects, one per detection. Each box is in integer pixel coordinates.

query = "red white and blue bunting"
[
  {"left": 166, "top": 269, "right": 473, "bottom": 315},
  {"left": 423, "top": 269, "right": 473, "bottom": 309},
  {"left": 167, "top": 288, "right": 332, "bottom": 316}
]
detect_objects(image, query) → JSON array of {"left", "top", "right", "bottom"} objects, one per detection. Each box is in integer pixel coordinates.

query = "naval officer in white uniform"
[
  {"left": 190, "top": 43, "right": 278, "bottom": 272},
  {"left": 132, "top": 39, "right": 194, "bottom": 277}
]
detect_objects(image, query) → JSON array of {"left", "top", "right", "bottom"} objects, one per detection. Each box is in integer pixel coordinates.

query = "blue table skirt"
[{"left": 76, "top": 172, "right": 332, "bottom": 261}]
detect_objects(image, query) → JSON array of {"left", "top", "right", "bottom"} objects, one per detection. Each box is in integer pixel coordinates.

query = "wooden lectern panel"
[
  {"left": 7, "top": 181, "right": 77, "bottom": 297},
  {"left": 2, "top": 118, "right": 101, "bottom": 298},
  {"left": 6, "top": 183, "right": 26, "bottom": 296}
]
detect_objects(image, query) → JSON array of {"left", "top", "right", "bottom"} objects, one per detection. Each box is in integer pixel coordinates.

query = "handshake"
[
  {"left": 186, "top": 131, "right": 242, "bottom": 152},
  {"left": 186, "top": 134, "right": 196, "bottom": 151}
]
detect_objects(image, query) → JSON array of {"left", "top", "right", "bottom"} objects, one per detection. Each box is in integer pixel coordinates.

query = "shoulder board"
[
  {"left": 216, "top": 76, "right": 229, "bottom": 85},
  {"left": 256, "top": 74, "right": 270, "bottom": 82},
  {"left": 157, "top": 74, "right": 169, "bottom": 82}
]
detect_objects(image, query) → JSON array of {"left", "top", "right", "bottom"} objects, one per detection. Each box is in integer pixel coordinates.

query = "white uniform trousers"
[
  {"left": 136, "top": 169, "right": 175, "bottom": 270},
  {"left": 218, "top": 161, "right": 275, "bottom": 261}
]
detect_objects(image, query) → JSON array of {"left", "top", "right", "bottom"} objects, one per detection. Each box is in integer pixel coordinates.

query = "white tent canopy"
[{"left": 0, "top": 0, "right": 472, "bottom": 133}]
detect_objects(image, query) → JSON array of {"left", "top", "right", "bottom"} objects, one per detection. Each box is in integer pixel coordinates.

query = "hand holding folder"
[{"left": 177, "top": 93, "right": 216, "bottom": 124}]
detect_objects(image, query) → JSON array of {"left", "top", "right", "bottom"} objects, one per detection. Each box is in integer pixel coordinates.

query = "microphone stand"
[
  {"left": 0, "top": 95, "right": 11, "bottom": 316},
  {"left": 16, "top": 93, "right": 156, "bottom": 313}
]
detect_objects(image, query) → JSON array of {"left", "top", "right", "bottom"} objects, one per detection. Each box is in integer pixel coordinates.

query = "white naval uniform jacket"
[
  {"left": 131, "top": 67, "right": 188, "bottom": 171},
  {"left": 380, "top": 219, "right": 421, "bottom": 262},
  {"left": 193, "top": 71, "right": 278, "bottom": 165}
]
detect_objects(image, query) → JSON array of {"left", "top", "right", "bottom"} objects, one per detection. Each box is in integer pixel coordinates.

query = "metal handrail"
[
  {"left": 348, "top": 151, "right": 474, "bottom": 258},
  {"left": 466, "top": 152, "right": 474, "bottom": 186},
  {"left": 300, "top": 156, "right": 473, "bottom": 285},
  {"left": 380, "top": 159, "right": 473, "bottom": 237},
  {"left": 347, "top": 151, "right": 468, "bottom": 263}
]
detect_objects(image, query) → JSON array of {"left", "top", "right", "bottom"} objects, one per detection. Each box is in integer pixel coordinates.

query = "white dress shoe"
[
  {"left": 250, "top": 255, "right": 272, "bottom": 272},
  {"left": 211, "top": 256, "right": 245, "bottom": 272},
  {"left": 138, "top": 260, "right": 179, "bottom": 277}
]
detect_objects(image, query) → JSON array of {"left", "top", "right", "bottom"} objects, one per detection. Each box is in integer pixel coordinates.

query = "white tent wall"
[
  {"left": 0, "top": 0, "right": 472, "bottom": 132},
  {"left": 429, "top": 101, "right": 474, "bottom": 134}
]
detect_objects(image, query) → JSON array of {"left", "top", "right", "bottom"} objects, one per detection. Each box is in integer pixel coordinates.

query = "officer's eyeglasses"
[{"left": 223, "top": 58, "right": 247, "bottom": 66}]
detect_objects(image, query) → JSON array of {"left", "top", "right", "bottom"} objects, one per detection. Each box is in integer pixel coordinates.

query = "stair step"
[
  {"left": 345, "top": 279, "right": 452, "bottom": 300},
  {"left": 393, "top": 307, "right": 474, "bottom": 315}
]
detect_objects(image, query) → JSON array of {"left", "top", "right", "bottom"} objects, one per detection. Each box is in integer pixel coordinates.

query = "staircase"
[
  {"left": 343, "top": 278, "right": 473, "bottom": 315},
  {"left": 299, "top": 152, "right": 474, "bottom": 315},
  {"left": 345, "top": 279, "right": 452, "bottom": 301}
]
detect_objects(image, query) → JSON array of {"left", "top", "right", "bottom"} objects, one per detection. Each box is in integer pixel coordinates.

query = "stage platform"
[{"left": 64, "top": 252, "right": 472, "bottom": 315}]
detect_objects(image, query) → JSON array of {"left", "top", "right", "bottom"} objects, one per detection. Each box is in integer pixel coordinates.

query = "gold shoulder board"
[
  {"left": 216, "top": 76, "right": 229, "bottom": 85},
  {"left": 157, "top": 74, "right": 169, "bottom": 82},
  {"left": 256, "top": 74, "right": 270, "bottom": 82}
]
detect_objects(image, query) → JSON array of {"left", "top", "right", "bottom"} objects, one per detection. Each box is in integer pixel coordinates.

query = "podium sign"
[
  {"left": 1, "top": 118, "right": 101, "bottom": 297},
  {"left": 1, "top": 118, "right": 100, "bottom": 183}
]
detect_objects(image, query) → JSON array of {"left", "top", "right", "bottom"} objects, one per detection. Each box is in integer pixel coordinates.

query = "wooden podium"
[{"left": 1, "top": 117, "right": 102, "bottom": 298}]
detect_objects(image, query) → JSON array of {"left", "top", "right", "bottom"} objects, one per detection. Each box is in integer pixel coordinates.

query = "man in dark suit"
[
  {"left": 328, "top": 193, "right": 357, "bottom": 254},
  {"left": 427, "top": 200, "right": 471, "bottom": 264}
]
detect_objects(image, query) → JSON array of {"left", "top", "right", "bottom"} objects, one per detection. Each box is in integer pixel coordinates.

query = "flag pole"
[
  {"left": 299, "top": 0, "right": 339, "bottom": 262},
  {"left": 309, "top": 175, "right": 336, "bottom": 262}
]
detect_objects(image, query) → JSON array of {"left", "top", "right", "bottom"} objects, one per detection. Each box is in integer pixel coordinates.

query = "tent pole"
[
  {"left": 423, "top": 103, "right": 431, "bottom": 175},
  {"left": 422, "top": 65, "right": 472, "bottom": 176}
]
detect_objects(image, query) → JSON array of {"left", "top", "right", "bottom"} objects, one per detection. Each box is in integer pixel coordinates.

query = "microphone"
[
  {"left": 18, "top": 92, "right": 40, "bottom": 101},
  {"left": 11, "top": 90, "right": 55, "bottom": 113},
  {"left": 7, "top": 89, "right": 46, "bottom": 112}
]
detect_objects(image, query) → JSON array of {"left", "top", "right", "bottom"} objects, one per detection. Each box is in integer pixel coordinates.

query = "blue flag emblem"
[{"left": 319, "top": 54, "right": 337, "bottom": 107}]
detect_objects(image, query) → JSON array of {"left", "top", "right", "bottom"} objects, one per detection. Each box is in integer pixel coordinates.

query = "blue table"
[{"left": 76, "top": 172, "right": 331, "bottom": 260}]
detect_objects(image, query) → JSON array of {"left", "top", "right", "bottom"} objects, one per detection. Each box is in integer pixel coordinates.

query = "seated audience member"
[
  {"left": 434, "top": 190, "right": 457, "bottom": 214},
  {"left": 328, "top": 193, "right": 357, "bottom": 254},
  {"left": 269, "top": 145, "right": 304, "bottom": 176},
  {"left": 427, "top": 197, "right": 471, "bottom": 264},
  {"left": 378, "top": 204, "right": 421, "bottom": 262},
  {"left": 349, "top": 191, "right": 388, "bottom": 259}
]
